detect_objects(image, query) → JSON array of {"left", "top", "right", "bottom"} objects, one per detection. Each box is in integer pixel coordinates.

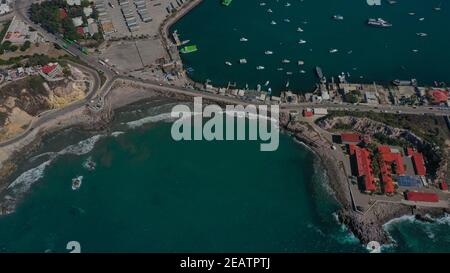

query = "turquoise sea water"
[
  {"left": 0, "top": 100, "right": 449, "bottom": 252},
  {"left": 0, "top": 101, "right": 364, "bottom": 252},
  {"left": 172, "top": 0, "right": 450, "bottom": 94}
]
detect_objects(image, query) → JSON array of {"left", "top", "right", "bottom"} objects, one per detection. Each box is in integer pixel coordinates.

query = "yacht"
[
  {"left": 298, "top": 39, "right": 307, "bottom": 44},
  {"left": 240, "top": 37, "right": 248, "bottom": 42},
  {"left": 239, "top": 59, "right": 247, "bottom": 64},
  {"left": 265, "top": 50, "right": 274, "bottom": 55},
  {"left": 329, "top": 48, "right": 338, "bottom": 53}
]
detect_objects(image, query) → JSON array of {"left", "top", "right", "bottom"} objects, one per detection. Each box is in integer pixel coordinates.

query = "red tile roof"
[
  {"left": 349, "top": 144, "right": 376, "bottom": 192},
  {"left": 406, "top": 192, "right": 439, "bottom": 203},
  {"left": 430, "top": 89, "right": 449, "bottom": 103},
  {"left": 41, "top": 64, "right": 58, "bottom": 74},
  {"left": 341, "top": 133, "right": 361, "bottom": 143},
  {"left": 411, "top": 152, "right": 426, "bottom": 176}
]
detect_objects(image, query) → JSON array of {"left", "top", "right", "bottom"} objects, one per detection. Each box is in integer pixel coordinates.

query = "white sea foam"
[
  {"left": 7, "top": 160, "right": 52, "bottom": 193},
  {"left": 6, "top": 134, "right": 104, "bottom": 195},
  {"left": 58, "top": 135, "right": 103, "bottom": 156},
  {"left": 126, "top": 112, "right": 176, "bottom": 129},
  {"left": 111, "top": 131, "right": 125, "bottom": 137}
]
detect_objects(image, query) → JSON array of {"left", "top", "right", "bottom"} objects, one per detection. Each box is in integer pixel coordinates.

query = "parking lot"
[{"left": 98, "top": 0, "right": 189, "bottom": 39}]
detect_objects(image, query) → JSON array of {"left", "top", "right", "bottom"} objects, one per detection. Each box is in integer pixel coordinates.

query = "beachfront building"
[
  {"left": 348, "top": 144, "right": 376, "bottom": 193},
  {"left": 406, "top": 148, "right": 426, "bottom": 177},
  {"left": 377, "top": 146, "right": 406, "bottom": 195}
]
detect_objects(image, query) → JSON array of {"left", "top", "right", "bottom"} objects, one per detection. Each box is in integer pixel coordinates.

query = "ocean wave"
[
  {"left": 7, "top": 160, "right": 52, "bottom": 193},
  {"left": 6, "top": 134, "right": 104, "bottom": 196},
  {"left": 126, "top": 112, "right": 176, "bottom": 129},
  {"left": 58, "top": 135, "right": 103, "bottom": 156},
  {"left": 111, "top": 131, "right": 125, "bottom": 137}
]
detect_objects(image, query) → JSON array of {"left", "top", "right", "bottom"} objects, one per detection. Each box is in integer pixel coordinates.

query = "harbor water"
[{"left": 172, "top": 0, "right": 450, "bottom": 94}]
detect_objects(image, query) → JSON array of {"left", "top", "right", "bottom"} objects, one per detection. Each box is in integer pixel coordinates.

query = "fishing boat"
[
  {"left": 297, "top": 27, "right": 304, "bottom": 32},
  {"left": 256, "top": 66, "right": 265, "bottom": 70},
  {"left": 270, "top": 20, "right": 277, "bottom": 25},
  {"left": 298, "top": 39, "right": 307, "bottom": 44},
  {"left": 408, "top": 12, "right": 416, "bottom": 16},
  {"left": 180, "top": 45, "right": 198, "bottom": 54},
  {"left": 72, "top": 176, "right": 83, "bottom": 191},
  {"left": 298, "top": 60, "right": 305, "bottom": 66},
  {"left": 329, "top": 48, "right": 338, "bottom": 53},
  {"left": 315, "top": 66, "right": 323, "bottom": 79},
  {"left": 367, "top": 18, "right": 392, "bottom": 27},
  {"left": 225, "top": 61, "right": 232, "bottom": 66},
  {"left": 332, "top": 15, "right": 344, "bottom": 20},
  {"left": 416, "top": 32, "right": 428, "bottom": 37},
  {"left": 300, "top": 70, "right": 306, "bottom": 74},
  {"left": 265, "top": 50, "right": 274, "bottom": 55},
  {"left": 240, "top": 37, "right": 248, "bottom": 42},
  {"left": 239, "top": 59, "right": 247, "bottom": 64},
  {"left": 267, "top": 9, "right": 273, "bottom": 13}
]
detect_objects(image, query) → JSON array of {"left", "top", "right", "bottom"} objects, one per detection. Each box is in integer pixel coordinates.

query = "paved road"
[
  {"left": 0, "top": 61, "right": 100, "bottom": 147},
  {"left": 14, "top": 0, "right": 115, "bottom": 80},
  {"left": 1, "top": 1, "right": 449, "bottom": 150}
]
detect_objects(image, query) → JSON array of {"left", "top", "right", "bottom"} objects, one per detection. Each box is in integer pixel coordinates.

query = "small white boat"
[
  {"left": 72, "top": 176, "right": 83, "bottom": 191},
  {"left": 300, "top": 70, "right": 306, "bottom": 74},
  {"left": 276, "top": 67, "right": 284, "bottom": 71},
  {"left": 297, "top": 27, "right": 304, "bottom": 32},
  {"left": 240, "top": 37, "right": 248, "bottom": 42},
  {"left": 284, "top": 18, "right": 291, "bottom": 23},
  {"left": 418, "top": 17, "right": 425, "bottom": 21},
  {"left": 239, "top": 59, "right": 247, "bottom": 64},
  {"left": 298, "top": 39, "right": 307, "bottom": 44},
  {"left": 408, "top": 12, "right": 416, "bottom": 16},
  {"left": 416, "top": 32, "right": 428, "bottom": 37},
  {"left": 267, "top": 8, "right": 273, "bottom": 13},
  {"left": 286, "top": 72, "right": 293, "bottom": 75},
  {"left": 332, "top": 15, "right": 344, "bottom": 20},
  {"left": 260, "top": 2, "right": 266, "bottom": 6},
  {"left": 412, "top": 49, "right": 419, "bottom": 53},
  {"left": 285, "top": 3, "right": 291, "bottom": 7},
  {"left": 265, "top": 50, "right": 274, "bottom": 55},
  {"left": 225, "top": 61, "right": 232, "bottom": 66},
  {"left": 270, "top": 20, "right": 277, "bottom": 25},
  {"left": 256, "top": 66, "right": 265, "bottom": 70},
  {"left": 282, "top": 59, "right": 290, "bottom": 63},
  {"left": 264, "top": 80, "right": 270, "bottom": 86},
  {"left": 298, "top": 60, "right": 305, "bottom": 66},
  {"left": 329, "top": 48, "right": 338, "bottom": 53}
]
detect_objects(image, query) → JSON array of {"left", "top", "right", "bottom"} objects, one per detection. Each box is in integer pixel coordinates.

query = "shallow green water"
[
  {"left": 0, "top": 103, "right": 363, "bottom": 252},
  {"left": 172, "top": 0, "right": 450, "bottom": 94}
]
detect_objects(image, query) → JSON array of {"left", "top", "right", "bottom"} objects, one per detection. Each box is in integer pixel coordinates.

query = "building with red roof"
[
  {"left": 428, "top": 89, "right": 449, "bottom": 104},
  {"left": 40, "top": 62, "right": 63, "bottom": 80},
  {"left": 341, "top": 133, "right": 361, "bottom": 144},
  {"left": 348, "top": 144, "right": 376, "bottom": 192},
  {"left": 302, "top": 109, "right": 313, "bottom": 117},
  {"left": 407, "top": 148, "right": 426, "bottom": 176},
  {"left": 377, "top": 146, "right": 406, "bottom": 194},
  {"left": 406, "top": 192, "right": 439, "bottom": 203}
]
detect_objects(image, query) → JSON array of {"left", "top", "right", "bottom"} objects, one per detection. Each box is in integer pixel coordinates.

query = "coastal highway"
[{"left": 0, "top": 61, "right": 101, "bottom": 148}]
